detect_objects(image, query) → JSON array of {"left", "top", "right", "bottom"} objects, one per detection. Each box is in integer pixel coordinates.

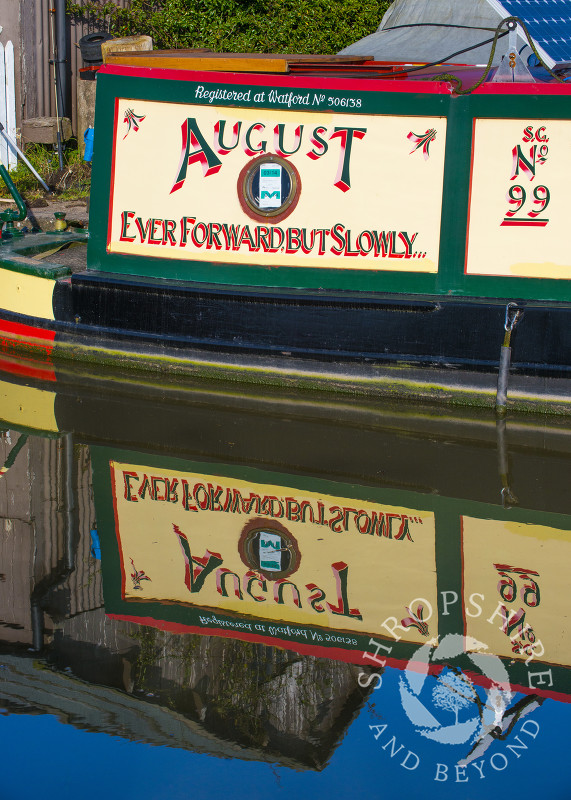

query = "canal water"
[{"left": 0, "top": 359, "right": 569, "bottom": 799}]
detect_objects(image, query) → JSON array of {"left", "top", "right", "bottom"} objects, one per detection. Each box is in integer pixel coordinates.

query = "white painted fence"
[{"left": 0, "top": 41, "right": 17, "bottom": 170}]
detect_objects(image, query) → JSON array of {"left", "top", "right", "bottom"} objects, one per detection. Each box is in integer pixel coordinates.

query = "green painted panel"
[
  {"left": 89, "top": 71, "right": 571, "bottom": 301},
  {"left": 0, "top": 255, "right": 70, "bottom": 279},
  {"left": 91, "top": 443, "right": 571, "bottom": 683},
  {"left": 89, "top": 73, "right": 449, "bottom": 293},
  {"left": 439, "top": 93, "right": 571, "bottom": 302}
]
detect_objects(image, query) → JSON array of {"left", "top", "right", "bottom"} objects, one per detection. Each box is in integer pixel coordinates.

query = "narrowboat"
[{"left": 3, "top": 6, "right": 571, "bottom": 411}]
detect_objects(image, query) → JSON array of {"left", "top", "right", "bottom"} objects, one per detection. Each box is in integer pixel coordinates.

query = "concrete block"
[{"left": 21, "top": 117, "right": 72, "bottom": 145}]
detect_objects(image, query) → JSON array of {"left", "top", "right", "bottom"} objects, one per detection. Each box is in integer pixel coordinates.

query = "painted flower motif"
[
  {"left": 130, "top": 558, "right": 151, "bottom": 590},
  {"left": 401, "top": 604, "right": 430, "bottom": 636},
  {"left": 123, "top": 109, "right": 146, "bottom": 139},
  {"left": 407, "top": 128, "right": 437, "bottom": 160},
  {"left": 512, "top": 625, "right": 536, "bottom": 657}
]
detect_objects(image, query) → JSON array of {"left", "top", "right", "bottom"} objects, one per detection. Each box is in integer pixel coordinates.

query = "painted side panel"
[
  {"left": 88, "top": 69, "right": 571, "bottom": 302},
  {"left": 109, "top": 458, "right": 437, "bottom": 643},
  {"left": 108, "top": 99, "right": 445, "bottom": 274},
  {"left": 466, "top": 118, "right": 569, "bottom": 279},
  {"left": 88, "top": 71, "right": 448, "bottom": 295}
]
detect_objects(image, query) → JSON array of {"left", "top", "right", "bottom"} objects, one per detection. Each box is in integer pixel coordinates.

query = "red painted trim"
[
  {"left": 107, "top": 98, "right": 120, "bottom": 253},
  {"left": 0, "top": 318, "right": 55, "bottom": 342},
  {"left": 99, "top": 64, "right": 454, "bottom": 95},
  {"left": 0, "top": 317, "right": 56, "bottom": 360},
  {"left": 473, "top": 82, "right": 571, "bottom": 96},
  {"left": 0, "top": 356, "right": 56, "bottom": 382}
]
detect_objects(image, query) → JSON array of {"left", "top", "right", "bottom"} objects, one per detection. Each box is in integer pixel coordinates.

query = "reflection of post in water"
[
  {"left": 496, "top": 416, "right": 517, "bottom": 508},
  {"left": 433, "top": 665, "right": 543, "bottom": 764},
  {"left": 459, "top": 694, "right": 544, "bottom": 765}
]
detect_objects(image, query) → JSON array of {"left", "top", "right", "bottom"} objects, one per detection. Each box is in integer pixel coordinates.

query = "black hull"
[{"left": 54, "top": 270, "right": 571, "bottom": 376}]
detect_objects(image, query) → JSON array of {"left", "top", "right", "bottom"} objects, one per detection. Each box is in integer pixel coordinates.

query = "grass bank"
[{"left": 0, "top": 143, "right": 91, "bottom": 204}]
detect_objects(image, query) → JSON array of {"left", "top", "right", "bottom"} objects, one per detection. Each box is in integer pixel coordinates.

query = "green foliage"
[
  {"left": 66, "top": 0, "right": 389, "bottom": 54},
  {"left": 129, "top": 624, "right": 160, "bottom": 687},
  {"left": 0, "top": 143, "right": 90, "bottom": 200}
]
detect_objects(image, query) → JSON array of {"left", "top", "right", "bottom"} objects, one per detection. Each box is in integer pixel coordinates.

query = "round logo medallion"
[
  {"left": 238, "top": 518, "right": 301, "bottom": 580},
  {"left": 238, "top": 155, "right": 301, "bottom": 223}
]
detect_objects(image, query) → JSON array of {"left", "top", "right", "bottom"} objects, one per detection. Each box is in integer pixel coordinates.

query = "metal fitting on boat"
[
  {"left": 496, "top": 302, "right": 524, "bottom": 415},
  {"left": 54, "top": 211, "right": 68, "bottom": 233}
]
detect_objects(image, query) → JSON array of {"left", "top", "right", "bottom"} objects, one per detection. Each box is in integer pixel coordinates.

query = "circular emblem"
[
  {"left": 238, "top": 155, "right": 301, "bottom": 223},
  {"left": 398, "top": 634, "right": 513, "bottom": 746},
  {"left": 238, "top": 518, "right": 301, "bottom": 580}
]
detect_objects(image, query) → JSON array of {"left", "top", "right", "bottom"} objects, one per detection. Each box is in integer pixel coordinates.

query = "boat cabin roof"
[{"left": 102, "top": 48, "right": 562, "bottom": 86}]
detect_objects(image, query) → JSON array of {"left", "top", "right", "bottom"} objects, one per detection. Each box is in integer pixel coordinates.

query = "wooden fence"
[{"left": 0, "top": 41, "right": 17, "bottom": 170}]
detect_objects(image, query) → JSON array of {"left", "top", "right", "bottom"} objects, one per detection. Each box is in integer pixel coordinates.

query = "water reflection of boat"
[
  {"left": 0, "top": 385, "right": 369, "bottom": 766},
  {"left": 1, "top": 360, "right": 571, "bottom": 785},
  {"left": 1, "top": 361, "right": 570, "bottom": 699},
  {"left": 3, "top": 5, "right": 571, "bottom": 411}
]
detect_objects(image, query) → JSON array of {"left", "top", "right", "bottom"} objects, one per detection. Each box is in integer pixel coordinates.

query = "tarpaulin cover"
[{"left": 339, "top": 0, "right": 556, "bottom": 68}]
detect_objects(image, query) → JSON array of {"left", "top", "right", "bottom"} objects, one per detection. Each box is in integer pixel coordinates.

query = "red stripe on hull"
[
  {"left": 0, "top": 317, "right": 56, "bottom": 360},
  {"left": 0, "top": 318, "right": 55, "bottom": 341},
  {"left": 0, "top": 355, "right": 56, "bottom": 382}
]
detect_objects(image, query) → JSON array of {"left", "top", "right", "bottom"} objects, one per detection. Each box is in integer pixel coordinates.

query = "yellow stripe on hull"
[
  {"left": 0, "top": 268, "right": 56, "bottom": 321},
  {"left": 0, "top": 380, "right": 58, "bottom": 432}
]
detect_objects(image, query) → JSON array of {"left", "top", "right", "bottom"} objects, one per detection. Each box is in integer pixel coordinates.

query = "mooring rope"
[{"left": 434, "top": 16, "right": 566, "bottom": 94}]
